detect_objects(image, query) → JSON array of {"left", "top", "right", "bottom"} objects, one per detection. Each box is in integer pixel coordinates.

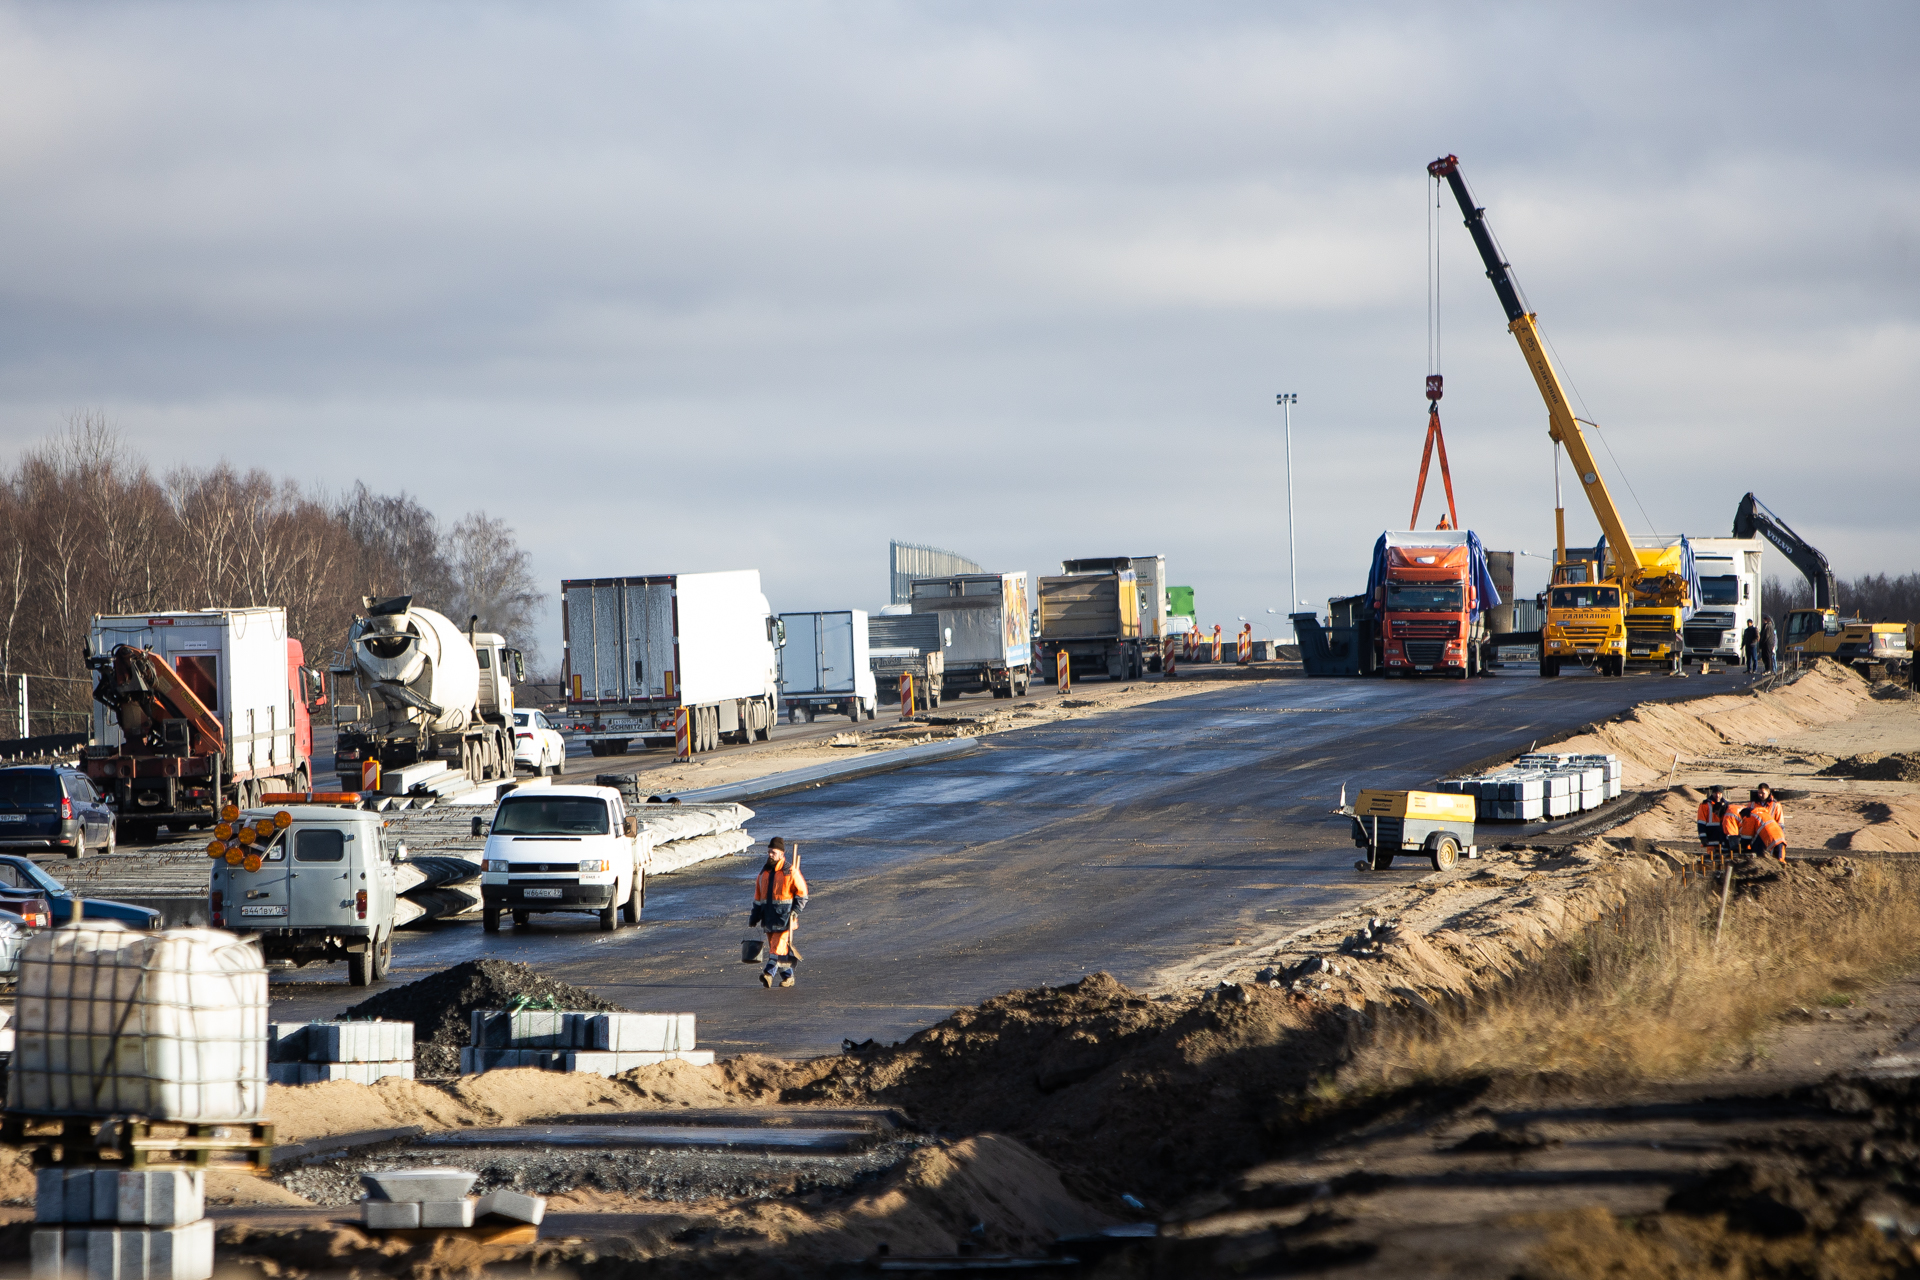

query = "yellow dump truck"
[{"left": 1351, "top": 789, "right": 1475, "bottom": 872}]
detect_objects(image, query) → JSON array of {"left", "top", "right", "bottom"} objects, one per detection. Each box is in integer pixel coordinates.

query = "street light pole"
[{"left": 1276, "top": 393, "right": 1298, "bottom": 614}]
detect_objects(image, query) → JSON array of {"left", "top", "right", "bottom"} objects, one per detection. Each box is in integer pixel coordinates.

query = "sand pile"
[
  {"left": 344, "top": 959, "right": 621, "bottom": 1074},
  {"left": 1819, "top": 751, "right": 1920, "bottom": 783}
]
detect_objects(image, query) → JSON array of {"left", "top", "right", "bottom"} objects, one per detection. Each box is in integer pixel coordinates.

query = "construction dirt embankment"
[{"left": 61, "top": 659, "right": 1920, "bottom": 1277}]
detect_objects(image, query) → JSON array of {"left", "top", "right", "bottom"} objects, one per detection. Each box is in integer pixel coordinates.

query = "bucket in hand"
[{"left": 740, "top": 939, "right": 765, "bottom": 964}]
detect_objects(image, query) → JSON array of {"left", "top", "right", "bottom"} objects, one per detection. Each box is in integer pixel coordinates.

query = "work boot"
[
  {"left": 778, "top": 970, "right": 795, "bottom": 988},
  {"left": 759, "top": 970, "right": 774, "bottom": 988}
]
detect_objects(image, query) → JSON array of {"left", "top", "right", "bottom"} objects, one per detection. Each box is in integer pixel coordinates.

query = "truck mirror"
[
  {"left": 471, "top": 816, "right": 486, "bottom": 838},
  {"left": 774, "top": 620, "right": 787, "bottom": 648},
  {"left": 624, "top": 816, "right": 639, "bottom": 838},
  {"left": 509, "top": 650, "right": 526, "bottom": 682}
]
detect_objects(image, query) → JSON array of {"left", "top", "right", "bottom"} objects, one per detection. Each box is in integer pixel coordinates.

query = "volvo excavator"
[
  {"left": 1429, "top": 156, "right": 1697, "bottom": 677},
  {"left": 1732, "top": 493, "right": 1909, "bottom": 677}
]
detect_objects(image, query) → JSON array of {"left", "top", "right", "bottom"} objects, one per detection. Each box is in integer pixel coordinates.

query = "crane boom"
[
  {"left": 1732, "top": 493, "right": 1835, "bottom": 610},
  {"left": 1427, "top": 155, "right": 1640, "bottom": 572}
]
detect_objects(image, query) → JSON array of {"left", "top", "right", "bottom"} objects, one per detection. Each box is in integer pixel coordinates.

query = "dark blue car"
[
  {"left": 0, "top": 767, "right": 116, "bottom": 858},
  {"left": 0, "top": 855, "right": 158, "bottom": 929}
]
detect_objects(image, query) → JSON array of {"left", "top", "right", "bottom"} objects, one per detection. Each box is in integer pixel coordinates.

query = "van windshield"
[
  {"left": 1385, "top": 581, "right": 1463, "bottom": 612},
  {"left": 494, "top": 797, "right": 610, "bottom": 836}
]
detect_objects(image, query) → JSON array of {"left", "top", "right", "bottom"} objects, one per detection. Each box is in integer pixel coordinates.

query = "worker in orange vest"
[
  {"left": 1737, "top": 791, "right": 1766, "bottom": 854},
  {"left": 1695, "top": 786, "right": 1734, "bottom": 850},
  {"left": 1756, "top": 817, "right": 1787, "bottom": 863},
  {"left": 750, "top": 837, "right": 809, "bottom": 989},
  {"left": 1752, "top": 782, "right": 1785, "bottom": 829}
]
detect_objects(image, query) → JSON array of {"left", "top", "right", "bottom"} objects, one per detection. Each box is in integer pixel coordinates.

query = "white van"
[{"left": 478, "top": 784, "right": 646, "bottom": 933}]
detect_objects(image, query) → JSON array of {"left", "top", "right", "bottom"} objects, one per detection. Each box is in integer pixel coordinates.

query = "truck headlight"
[
  {"left": 484, "top": 859, "right": 509, "bottom": 873},
  {"left": 579, "top": 859, "right": 609, "bottom": 873}
]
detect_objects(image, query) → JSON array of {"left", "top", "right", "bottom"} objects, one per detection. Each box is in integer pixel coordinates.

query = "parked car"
[
  {"left": 0, "top": 766, "right": 116, "bottom": 858},
  {"left": 512, "top": 709, "right": 567, "bottom": 776},
  {"left": 0, "top": 855, "right": 159, "bottom": 928}
]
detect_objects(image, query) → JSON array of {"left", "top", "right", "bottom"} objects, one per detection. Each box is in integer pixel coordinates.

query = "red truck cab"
[{"left": 1370, "top": 533, "right": 1495, "bottom": 679}]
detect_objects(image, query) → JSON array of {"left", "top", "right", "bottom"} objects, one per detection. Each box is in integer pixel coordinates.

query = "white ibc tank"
[
  {"left": 350, "top": 598, "right": 480, "bottom": 734},
  {"left": 9, "top": 925, "right": 268, "bottom": 1122}
]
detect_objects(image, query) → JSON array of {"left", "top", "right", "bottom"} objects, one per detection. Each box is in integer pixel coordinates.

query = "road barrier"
[
  {"left": 1211, "top": 625, "right": 1223, "bottom": 664},
  {"left": 1237, "top": 625, "right": 1252, "bottom": 665},
  {"left": 1164, "top": 637, "right": 1177, "bottom": 679},
  {"left": 675, "top": 708, "right": 691, "bottom": 762},
  {"left": 899, "top": 673, "right": 915, "bottom": 721},
  {"left": 1056, "top": 650, "right": 1071, "bottom": 695}
]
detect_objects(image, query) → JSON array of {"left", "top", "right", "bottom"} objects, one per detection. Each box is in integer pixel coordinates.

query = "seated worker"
[
  {"left": 1696, "top": 785, "right": 1735, "bottom": 850},
  {"left": 1737, "top": 790, "right": 1766, "bottom": 854},
  {"left": 1756, "top": 815, "right": 1787, "bottom": 863}
]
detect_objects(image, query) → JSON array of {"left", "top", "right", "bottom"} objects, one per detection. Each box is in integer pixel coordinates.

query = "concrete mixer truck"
[{"left": 330, "top": 596, "right": 523, "bottom": 792}]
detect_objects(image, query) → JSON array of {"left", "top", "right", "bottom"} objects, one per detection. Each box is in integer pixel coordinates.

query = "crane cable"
[{"left": 1410, "top": 174, "right": 1459, "bottom": 530}]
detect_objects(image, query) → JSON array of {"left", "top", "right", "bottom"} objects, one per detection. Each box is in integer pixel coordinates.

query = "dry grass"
[{"left": 1343, "top": 859, "right": 1920, "bottom": 1089}]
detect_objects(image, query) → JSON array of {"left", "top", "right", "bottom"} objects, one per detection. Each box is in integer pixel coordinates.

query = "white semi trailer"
[
  {"left": 1683, "top": 537, "right": 1765, "bottom": 666},
  {"left": 330, "top": 596, "right": 520, "bottom": 791},
  {"left": 560, "top": 570, "right": 782, "bottom": 756}
]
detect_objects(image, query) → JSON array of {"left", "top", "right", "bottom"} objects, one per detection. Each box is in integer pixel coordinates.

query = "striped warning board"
[
  {"left": 899, "top": 673, "right": 915, "bottom": 720},
  {"left": 675, "top": 707, "right": 691, "bottom": 761},
  {"left": 1056, "top": 649, "right": 1071, "bottom": 694},
  {"left": 1163, "top": 636, "right": 1177, "bottom": 679}
]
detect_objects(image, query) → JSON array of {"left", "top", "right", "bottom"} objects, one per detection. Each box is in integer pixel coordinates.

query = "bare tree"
[
  {"left": 445, "top": 511, "right": 546, "bottom": 667},
  {"left": 337, "top": 483, "right": 452, "bottom": 609}
]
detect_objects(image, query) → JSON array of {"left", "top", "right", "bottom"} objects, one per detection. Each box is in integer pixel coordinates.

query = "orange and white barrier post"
[
  {"left": 1238, "top": 624, "right": 1252, "bottom": 665},
  {"left": 1056, "top": 649, "right": 1071, "bottom": 694},
  {"left": 1163, "top": 636, "right": 1177, "bottom": 679},
  {"left": 361, "top": 759, "right": 380, "bottom": 793},
  {"left": 675, "top": 707, "right": 691, "bottom": 761},
  {"left": 899, "top": 673, "right": 915, "bottom": 720},
  {"left": 1211, "top": 624, "right": 1223, "bottom": 664}
]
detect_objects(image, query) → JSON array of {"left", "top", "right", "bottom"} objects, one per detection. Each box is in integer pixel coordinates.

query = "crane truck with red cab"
[
  {"left": 83, "top": 608, "right": 323, "bottom": 843},
  {"left": 1367, "top": 531, "right": 1501, "bottom": 678}
]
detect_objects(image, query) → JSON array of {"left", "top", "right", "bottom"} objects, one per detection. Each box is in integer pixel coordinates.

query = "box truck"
[
  {"left": 908, "top": 572, "right": 1032, "bottom": 700},
  {"left": 83, "top": 608, "right": 320, "bottom": 842},
  {"left": 778, "top": 610, "right": 877, "bottom": 723},
  {"left": 560, "top": 570, "right": 781, "bottom": 756},
  {"left": 869, "top": 613, "right": 945, "bottom": 710}
]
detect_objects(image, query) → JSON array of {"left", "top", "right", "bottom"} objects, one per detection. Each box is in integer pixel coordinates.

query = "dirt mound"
[
  {"left": 344, "top": 959, "right": 622, "bottom": 1073},
  {"left": 1819, "top": 751, "right": 1920, "bottom": 782}
]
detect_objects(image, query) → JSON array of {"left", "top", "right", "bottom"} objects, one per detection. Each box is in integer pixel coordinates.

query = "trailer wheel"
[
  {"left": 1427, "top": 834, "right": 1461, "bottom": 872},
  {"left": 483, "top": 907, "right": 501, "bottom": 933},
  {"left": 847, "top": 700, "right": 861, "bottom": 724},
  {"left": 789, "top": 706, "right": 804, "bottom": 725},
  {"left": 1368, "top": 847, "right": 1394, "bottom": 871},
  {"left": 513, "top": 910, "right": 530, "bottom": 928}
]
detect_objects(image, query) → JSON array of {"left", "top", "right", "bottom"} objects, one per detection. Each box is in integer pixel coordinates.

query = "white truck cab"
[
  {"left": 210, "top": 802, "right": 399, "bottom": 986},
  {"left": 478, "top": 784, "right": 647, "bottom": 933}
]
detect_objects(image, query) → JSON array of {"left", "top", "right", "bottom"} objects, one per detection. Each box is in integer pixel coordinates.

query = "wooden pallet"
[
  {"left": 362, "top": 1222, "right": 539, "bottom": 1247},
  {"left": 0, "top": 1113, "right": 274, "bottom": 1171}
]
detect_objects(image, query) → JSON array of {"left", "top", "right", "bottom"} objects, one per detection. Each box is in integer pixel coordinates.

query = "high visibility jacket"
[
  {"left": 751, "top": 862, "right": 809, "bottom": 935},
  {"left": 1696, "top": 798, "right": 1732, "bottom": 845},
  {"left": 1738, "top": 807, "right": 1763, "bottom": 840},
  {"left": 1757, "top": 818, "right": 1786, "bottom": 851},
  {"left": 1753, "top": 797, "right": 1784, "bottom": 826}
]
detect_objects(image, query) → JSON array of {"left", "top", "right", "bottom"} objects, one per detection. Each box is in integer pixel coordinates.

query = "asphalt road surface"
[{"left": 276, "top": 666, "right": 1741, "bottom": 1057}]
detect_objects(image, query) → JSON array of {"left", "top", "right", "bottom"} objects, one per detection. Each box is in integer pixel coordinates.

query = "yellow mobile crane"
[{"left": 1429, "top": 156, "right": 1695, "bottom": 677}]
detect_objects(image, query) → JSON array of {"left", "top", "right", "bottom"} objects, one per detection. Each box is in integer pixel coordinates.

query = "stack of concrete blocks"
[
  {"left": 459, "top": 1011, "right": 714, "bottom": 1075},
  {"left": 360, "top": 1168, "right": 546, "bottom": 1231},
  {"left": 0, "top": 1007, "right": 14, "bottom": 1054},
  {"left": 267, "top": 1020, "right": 415, "bottom": 1085},
  {"left": 1439, "top": 771, "right": 1547, "bottom": 823},
  {"left": 31, "top": 1169, "right": 213, "bottom": 1280}
]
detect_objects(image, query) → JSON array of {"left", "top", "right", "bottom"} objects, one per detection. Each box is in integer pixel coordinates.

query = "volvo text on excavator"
[{"left": 1429, "top": 155, "right": 1697, "bottom": 677}]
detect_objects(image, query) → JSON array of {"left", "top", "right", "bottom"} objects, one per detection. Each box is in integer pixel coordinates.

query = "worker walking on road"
[{"left": 750, "top": 837, "right": 809, "bottom": 989}]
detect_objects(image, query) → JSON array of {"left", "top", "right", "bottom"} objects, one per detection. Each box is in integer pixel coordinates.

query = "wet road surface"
[{"left": 277, "top": 666, "right": 1727, "bottom": 1057}]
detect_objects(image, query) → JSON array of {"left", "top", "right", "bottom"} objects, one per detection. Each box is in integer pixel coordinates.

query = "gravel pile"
[
  {"left": 274, "top": 1138, "right": 928, "bottom": 1206},
  {"left": 343, "top": 959, "right": 622, "bottom": 1075}
]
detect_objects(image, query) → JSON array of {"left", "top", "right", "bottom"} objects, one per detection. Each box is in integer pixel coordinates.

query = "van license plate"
[
  {"left": 522, "top": 887, "right": 562, "bottom": 899},
  {"left": 238, "top": 905, "right": 286, "bottom": 917},
  {"left": 0, "top": 815, "right": 23, "bottom": 822}
]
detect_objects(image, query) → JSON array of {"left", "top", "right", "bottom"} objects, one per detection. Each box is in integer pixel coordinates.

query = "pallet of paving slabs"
[
  {"left": 469, "top": 1010, "right": 598, "bottom": 1049},
  {"left": 1438, "top": 772, "right": 1545, "bottom": 823},
  {"left": 32, "top": 1218, "right": 215, "bottom": 1280},
  {"left": 266, "top": 1020, "right": 415, "bottom": 1085},
  {"left": 589, "top": 1013, "right": 696, "bottom": 1052}
]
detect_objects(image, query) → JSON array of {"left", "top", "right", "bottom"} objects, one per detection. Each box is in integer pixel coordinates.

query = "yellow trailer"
[{"left": 1351, "top": 789, "right": 1475, "bottom": 872}]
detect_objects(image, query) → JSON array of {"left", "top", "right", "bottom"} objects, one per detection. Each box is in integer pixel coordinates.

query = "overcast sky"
[{"left": 1, "top": 2, "right": 1914, "bottom": 662}]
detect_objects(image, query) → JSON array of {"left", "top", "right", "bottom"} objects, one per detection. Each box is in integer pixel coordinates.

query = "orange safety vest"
[
  {"left": 1696, "top": 798, "right": 1732, "bottom": 845},
  {"left": 754, "top": 862, "right": 809, "bottom": 909},
  {"left": 1758, "top": 818, "right": 1786, "bottom": 853},
  {"left": 1738, "top": 807, "right": 1763, "bottom": 840},
  {"left": 1754, "top": 797, "right": 1784, "bottom": 826}
]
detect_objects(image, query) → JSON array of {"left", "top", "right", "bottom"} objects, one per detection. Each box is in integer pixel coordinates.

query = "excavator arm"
[
  {"left": 1428, "top": 156, "right": 1640, "bottom": 573},
  {"left": 1733, "top": 493, "right": 1835, "bottom": 610}
]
